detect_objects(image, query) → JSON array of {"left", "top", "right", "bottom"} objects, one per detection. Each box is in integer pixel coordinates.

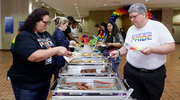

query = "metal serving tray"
[
  {"left": 61, "top": 65, "right": 115, "bottom": 76},
  {"left": 51, "top": 77, "right": 133, "bottom": 100},
  {"left": 51, "top": 96, "right": 133, "bottom": 100},
  {"left": 69, "top": 57, "right": 109, "bottom": 65},
  {"left": 80, "top": 52, "right": 103, "bottom": 58}
]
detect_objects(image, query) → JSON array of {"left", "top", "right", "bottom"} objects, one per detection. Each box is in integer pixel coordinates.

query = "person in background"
[
  {"left": 63, "top": 16, "right": 79, "bottom": 43},
  {"left": 103, "top": 21, "right": 124, "bottom": 78},
  {"left": 70, "top": 20, "right": 79, "bottom": 40},
  {"left": 94, "top": 23, "right": 101, "bottom": 36},
  {"left": 97, "top": 22, "right": 107, "bottom": 42},
  {"left": 96, "top": 22, "right": 108, "bottom": 53},
  {"left": 7, "top": 8, "right": 70, "bottom": 100},
  {"left": 120, "top": 28, "right": 126, "bottom": 40},
  {"left": 110, "top": 3, "right": 175, "bottom": 100},
  {"left": 52, "top": 16, "right": 76, "bottom": 80}
]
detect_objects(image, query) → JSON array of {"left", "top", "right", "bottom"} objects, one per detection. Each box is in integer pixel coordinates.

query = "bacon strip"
[
  {"left": 77, "top": 86, "right": 88, "bottom": 90},
  {"left": 93, "top": 80, "right": 114, "bottom": 84},
  {"left": 95, "top": 85, "right": 115, "bottom": 88},
  {"left": 85, "top": 85, "right": 94, "bottom": 90}
]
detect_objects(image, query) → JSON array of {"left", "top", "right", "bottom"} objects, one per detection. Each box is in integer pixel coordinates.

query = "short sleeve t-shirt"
[
  {"left": 8, "top": 31, "right": 56, "bottom": 83},
  {"left": 63, "top": 26, "right": 71, "bottom": 40},
  {"left": 125, "top": 20, "right": 175, "bottom": 69}
]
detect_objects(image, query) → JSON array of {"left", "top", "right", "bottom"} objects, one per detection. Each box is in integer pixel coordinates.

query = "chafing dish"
[
  {"left": 69, "top": 57, "right": 109, "bottom": 65},
  {"left": 61, "top": 65, "right": 115, "bottom": 76},
  {"left": 50, "top": 77, "right": 133, "bottom": 100}
]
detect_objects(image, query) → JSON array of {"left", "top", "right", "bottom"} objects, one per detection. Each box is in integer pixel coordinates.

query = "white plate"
[
  {"left": 63, "top": 56, "right": 74, "bottom": 62},
  {"left": 101, "top": 44, "right": 106, "bottom": 47}
]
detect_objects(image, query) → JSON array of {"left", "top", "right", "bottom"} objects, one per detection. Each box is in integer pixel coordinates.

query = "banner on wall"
[
  {"left": 5, "top": 17, "right": 13, "bottom": 33},
  {"left": 19, "top": 21, "right": 24, "bottom": 28}
]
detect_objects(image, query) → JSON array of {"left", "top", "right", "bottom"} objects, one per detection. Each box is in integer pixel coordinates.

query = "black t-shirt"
[
  {"left": 63, "top": 26, "right": 71, "bottom": 40},
  {"left": 8, "top": 31, "right": 56, "bottom": 83},
  {"left": 106, "top": 34, "right": 114, "bottom": 50}
]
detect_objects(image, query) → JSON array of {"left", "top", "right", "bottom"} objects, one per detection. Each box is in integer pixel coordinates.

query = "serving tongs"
[
  {"left": 59, "top": 84, "right": 77, "bottom": 90},
  {"left": 105, "top": 56, "right": 112, "bottom": 60}
]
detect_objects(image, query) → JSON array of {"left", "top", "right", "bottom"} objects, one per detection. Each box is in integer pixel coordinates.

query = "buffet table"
[{"left": 50, "top": 45, "right": 133, "bottom": 100}]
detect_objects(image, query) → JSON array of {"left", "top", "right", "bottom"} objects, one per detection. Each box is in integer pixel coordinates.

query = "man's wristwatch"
[{"left": 118, "top": 50, "right": 121, "bottom": 56}]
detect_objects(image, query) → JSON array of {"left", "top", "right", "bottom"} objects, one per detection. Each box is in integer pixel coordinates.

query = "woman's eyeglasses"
[{"left": 41, "top": 20, "right": 51, "bottom": 25}]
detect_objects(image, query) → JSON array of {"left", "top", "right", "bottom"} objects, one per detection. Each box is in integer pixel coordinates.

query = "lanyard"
[{"left": 35, "top": 32, "right": 51, "bottom": 49}]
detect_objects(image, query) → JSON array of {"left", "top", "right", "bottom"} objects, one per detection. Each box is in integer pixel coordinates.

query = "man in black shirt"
[{"left": 63, "top": 16, "right": 79, "bottom": 43}]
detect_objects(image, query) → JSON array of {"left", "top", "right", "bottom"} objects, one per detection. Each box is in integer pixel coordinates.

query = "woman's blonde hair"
[{"left": 53, "top": 16, "right": 69, "bottom": 28}]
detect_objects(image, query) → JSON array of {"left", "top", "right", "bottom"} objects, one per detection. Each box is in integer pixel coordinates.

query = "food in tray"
[
  {"left": 71, "top": 52, "right": 81, "bottom": 58},
  {"left": 76, "top": 86, "right": 88, "bottom": 90},
  {"left": 95, "top": 85, "right": 115, "bottom": 88},
  {"left": 70, "top": 59, "right": 106, "bottom": 63},
  {"left": 64, "top": 82, "right": 94, "bottom": 90},
  {"left": 93, "top": 80, "right": 114, "bottom": 84},
  {"left": 80, "top": 69, "right": 97, "bottom": 73},
  {"left": 70, "top": 60, "right": 95, "bottom": 63},
  {"left": 70, "top": 60, "right": 83, "bottom": 63},
  {"left": 81, "top": 53, "right": 93, "bottom": 57},
  {"left": 81, "top": 52, "right": 102, "bottom": 57},
  {"left": 84, "top": 84, "right": 94, "bottom": 90},
  {"left": 101, "top": 70, "right": 107, "bottom": 73},
  {"left": 84, "top": 60, "right": 95, "bottom": 63},
  {"left": 97, "top": 59, "right": 106, "bottom": 63},
  {"left": 93, "top": 80, "right": 115, "bottom": 88},
  {"left": 65, "top": 82, "right": 87, "bottom": 86}
]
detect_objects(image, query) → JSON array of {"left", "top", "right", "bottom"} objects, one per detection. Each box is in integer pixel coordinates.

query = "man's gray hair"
[{"left": 128, "top": 3, "right": 147, "bottom": 17}]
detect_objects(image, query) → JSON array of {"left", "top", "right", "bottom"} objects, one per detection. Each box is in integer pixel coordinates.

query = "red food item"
[
  {"left": 77, "top": 86, "right": 88, "bottom": 90},
  {"left": 101, "top": 70, "right": 106, "bottom": 73},
  {"left": 93, "top": 80, "right": 114, "bottom": 84},
  {"left": 95, "top": 85, "right": 114, "bottom": 88},
  {"left": 85, "top": 85, "right": 94, "bottom": 90},
  {"left": 130, "top": 47, "right": 136, "bottom": 50}
]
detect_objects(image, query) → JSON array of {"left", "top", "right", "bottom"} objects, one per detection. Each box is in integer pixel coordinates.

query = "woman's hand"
[
  {"left": 28, "top": 46, "right": 70, "bottom": 62},
  {"left": 55, "top": 46, "right": 70, "bottom": 56},
  {"left": 106, "top": 43, "right": 113, "bottom": 47},
  {"left": 96, "top": 44, "right": 101, "bottom": 47}
]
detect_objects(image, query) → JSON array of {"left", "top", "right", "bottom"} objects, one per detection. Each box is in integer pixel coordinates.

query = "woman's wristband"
[{"left": 118, "top": 50, "right": 121, "bottom": 56}]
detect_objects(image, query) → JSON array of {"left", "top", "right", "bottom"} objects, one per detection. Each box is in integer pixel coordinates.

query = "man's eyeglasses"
[
  {"left": 129, "top": 14, "right": 140, "bottom": 20},
  {"left": 41, "top": 20, "right": 51, "bottom": 25}
]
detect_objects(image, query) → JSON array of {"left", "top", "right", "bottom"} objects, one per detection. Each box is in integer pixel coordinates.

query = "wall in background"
[
  {"left": 1, "top": 0, "right": 30, "bottom": 50},
  {"left": 0, "top": 0, "right": 2, "bottom": 49},
  {"left": 173, "top": 10, "right": 180, "bottom": 43},
  {"left": 0, "top": 0, "right": 56, "bottom": 50},
  {"left": 81, "top": 17, "right": 89, "bottom": 33}
]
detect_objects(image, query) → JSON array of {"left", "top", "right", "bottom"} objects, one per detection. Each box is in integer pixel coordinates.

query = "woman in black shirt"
[{"left": 7, "top": 8, "right": 70, "bottom": 100}]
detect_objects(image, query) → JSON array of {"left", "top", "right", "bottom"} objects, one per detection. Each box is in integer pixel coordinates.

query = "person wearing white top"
[
  {"left": 110, "top": 3, "right": 175, "bottom": 100},
  {"left": 70, "top": 20, "right": 79, "bottom": 39}
]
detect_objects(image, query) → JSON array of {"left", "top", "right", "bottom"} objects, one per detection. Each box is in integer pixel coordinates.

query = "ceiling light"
[
  {"left": 145, "top": 0, "right": 148, "bottom": 2},
  {"left": 104, "top": 3, "right": 107, "bottom": 6},
  {"left": 74, "top": 3, "right": 77, "bottom": 5},
  {"left": 42, "top": 3, "right": 44, "bottom": 6},
  {"left": 149, "top": 9, "right": 151, "bottom": 11},
  {"left": 47, "top": 6, "right": 49, "bottom": 8},
  {"left": 35, "top": 0, "right": 38, "bottom": 2}
]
